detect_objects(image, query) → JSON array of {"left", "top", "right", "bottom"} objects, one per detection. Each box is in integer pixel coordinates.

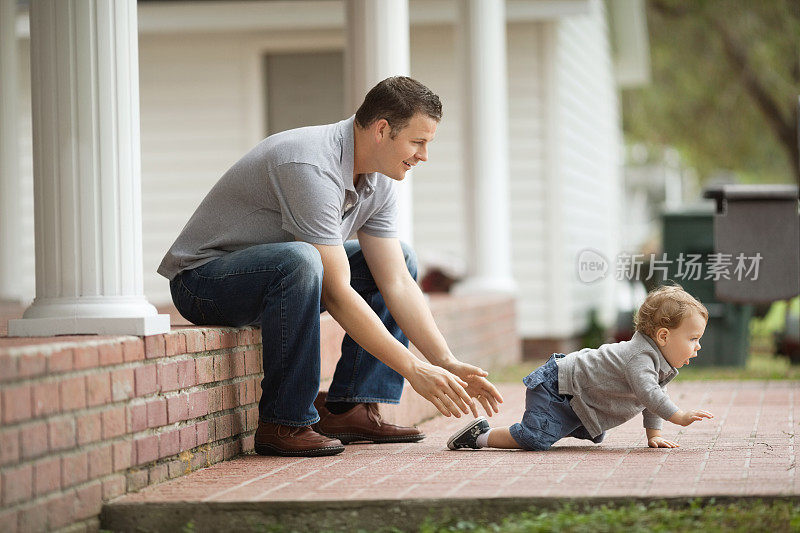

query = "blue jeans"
[
  {"left": 509, "top": 354, "right": 605, "bottom": 450},
  {"left": 169, "top": 240, "right": 416, "bottom": 427}
]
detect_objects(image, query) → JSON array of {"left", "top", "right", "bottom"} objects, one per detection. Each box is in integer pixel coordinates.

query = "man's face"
[{"left": 375, "top": 113, "right": 437, "bottom": 181}]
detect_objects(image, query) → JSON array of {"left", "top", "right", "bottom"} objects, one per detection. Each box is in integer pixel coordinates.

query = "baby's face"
[{"left": 659, "top": 311, "right": 707, "bottom": 368}]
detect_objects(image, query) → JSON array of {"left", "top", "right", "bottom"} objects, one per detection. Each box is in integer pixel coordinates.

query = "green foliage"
[
  {"left": 581, "top": 309, "right": 607, "bottom": 349},
  {"left": 622, "top": 0, "right": 800, "bottom": 184},
  {"left": 751, "top": 298, "right": 795, "bottom": 338},
  {"left": 420, "top": 499, "right": 799, "bottom": 533}
]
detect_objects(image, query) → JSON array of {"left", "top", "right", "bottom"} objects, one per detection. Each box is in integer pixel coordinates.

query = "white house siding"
[
  {"left": 409, "top": 11, "right": 621, "bottom": 340},
  {"left": 545, "top": 0, "right": 622, "bottom": 337},
  {"left": 410, "top": 11, "right": 622, "bottom": 341},
  {"left": 138, "top": 34, "right": 255, "bottom": 304},
  {"left": 138, "top": 30, "right": 343, "bottom": 305},
  {"left": 13, "top": 2, "right": 622, "bottom": 342},
  {"left": 408, "top": 24, "right": 466, "bottom": 268},
  {"left": 409, "top": 21, "right": 561, "bottom": 341},
  {"left": 13, "top": 28, "right": 344, "bottom": 306}
]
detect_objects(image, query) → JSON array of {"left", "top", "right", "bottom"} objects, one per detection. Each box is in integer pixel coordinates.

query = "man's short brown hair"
[
  {"left": 634, "top": 284, "right": 709, "bottom": 338},
  {"left": 355, "top": 76, "right": 442, "bottom": 138}
]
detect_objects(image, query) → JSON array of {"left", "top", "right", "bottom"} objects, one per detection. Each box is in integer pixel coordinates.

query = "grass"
[
  {"left": 490, "top": 349, "right": 799, "bottom": 384},
  {"left": 418, "top": 499, "right": 800, "bottom": 533},
  {"left": 166, "top": 499, "right": 800, "bottom": 533},
  {"left": 677, "top": 349, "right": 800, "bottom": 380}
]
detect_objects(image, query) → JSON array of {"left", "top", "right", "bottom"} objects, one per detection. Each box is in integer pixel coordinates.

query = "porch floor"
[{"left": 103, "top": 379, "right": 798, "bottom": 531}]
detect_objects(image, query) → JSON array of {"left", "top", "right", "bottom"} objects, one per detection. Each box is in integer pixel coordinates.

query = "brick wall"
[
  {"left": 425, "top": 294, "right": 520, "bottom": 371},
  {"left": 0, "top": 293, "right": 519, "bottom": 532},
  {"left": 0, "top": 327, "right": 263, "bottom": 532}
]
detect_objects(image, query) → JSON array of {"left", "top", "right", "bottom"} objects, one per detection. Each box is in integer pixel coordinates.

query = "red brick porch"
[
  {"left": 0, "top": 294, "right": 519, "bottom": 532},
  {"left": 102, "top": 380, "right": 798, "bottom": 532}
]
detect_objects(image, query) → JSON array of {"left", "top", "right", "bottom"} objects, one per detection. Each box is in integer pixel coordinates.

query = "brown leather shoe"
[
  {"left": 254, "top": 420, "right": 344, "bottom": 457},
  {"left": 312, "top": 391, "right": 425, "bottom": 444}
]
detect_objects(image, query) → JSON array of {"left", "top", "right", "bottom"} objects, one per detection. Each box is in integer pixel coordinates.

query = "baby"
[{"left": 448, "top": 285, "right": 714, "bottom": 451}]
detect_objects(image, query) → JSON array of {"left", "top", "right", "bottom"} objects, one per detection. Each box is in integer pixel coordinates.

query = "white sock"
[{"left": 475, "top": 428, "right": 492, "bottom": 448}]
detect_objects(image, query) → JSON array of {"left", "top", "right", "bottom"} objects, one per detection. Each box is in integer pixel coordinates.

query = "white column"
[
  {"left": 454, "top": 0, "right": 515, "bottom": 293},
  {"left": 0, "top": 0, "right": 21, "bottom": 302},
  {"left": 345, "top": 0, "right": 414, "bottom": 244},
  {"left": 8, "top": 0, "right": 169, "bottom": 336}
]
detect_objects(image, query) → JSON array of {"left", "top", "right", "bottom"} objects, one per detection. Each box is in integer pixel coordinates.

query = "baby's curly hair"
[{"left": 634, "top": 284, "right": 708, "bottom": 338}]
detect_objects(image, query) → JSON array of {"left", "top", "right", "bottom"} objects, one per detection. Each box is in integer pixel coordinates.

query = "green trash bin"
[{"left": 662, "top": 208, "right": 752, "bottom": 367}]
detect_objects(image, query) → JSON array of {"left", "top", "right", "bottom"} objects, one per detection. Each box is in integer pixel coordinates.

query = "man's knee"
[
  {"left": 283, "top": 242, "right": 324, "bottom": 283},
  {"left": 399, "top": 241, "right": 418, "bottom": 281}
]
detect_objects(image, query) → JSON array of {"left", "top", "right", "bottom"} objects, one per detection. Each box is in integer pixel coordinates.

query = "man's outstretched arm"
[
  {"left": 310, "top": 241, "right": 475, "bottom": 419},
  {"left": 356, "top": 232, "right": 503, "bottom": 416}
]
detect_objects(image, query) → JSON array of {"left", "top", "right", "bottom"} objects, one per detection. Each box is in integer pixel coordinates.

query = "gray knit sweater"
[{"left": 556, "top": 331, "right": 680, "bottom": 438}]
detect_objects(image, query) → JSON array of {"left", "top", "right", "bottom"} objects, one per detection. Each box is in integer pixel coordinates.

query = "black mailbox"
[{"left": 703, "top": 184, "right": 799, "bottom": 304}]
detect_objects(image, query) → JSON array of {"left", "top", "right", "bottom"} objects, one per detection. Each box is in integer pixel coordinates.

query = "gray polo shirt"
[
  {"left": 158, "top": 116, "right": 398, "bottom": 280},
  {"left": 556, "top": 331, "right": 680, "bottom": 437}
]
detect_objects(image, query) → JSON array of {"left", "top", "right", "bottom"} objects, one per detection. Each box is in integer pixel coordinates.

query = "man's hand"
[
  {"left": 648, "top": 436, "right": 679, "bottom": 448},
  {"left": 669, "top": 409, "right": 714, "bottom": 427},
  {"left": 442, "top": 360, "right": 503, "bottom": 417},
  {"left": 405, "top": 360, "right": 475, "bottom": 418},
  {"left": 355, "top": 234, "right": 504, "bottom": 419}
]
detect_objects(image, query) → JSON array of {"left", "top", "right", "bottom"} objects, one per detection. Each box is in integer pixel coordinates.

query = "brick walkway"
[{"left": 113, "top": 380, "right": 796, "bottom": 504}]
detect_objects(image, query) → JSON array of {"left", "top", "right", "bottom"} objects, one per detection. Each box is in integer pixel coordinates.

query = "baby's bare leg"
[{"left": 487, "top": 427, "right": 523, "bottom": 449}]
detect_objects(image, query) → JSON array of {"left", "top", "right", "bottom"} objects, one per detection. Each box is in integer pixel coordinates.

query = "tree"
[{"left": 622, "top": 0, "right": 799, "bottom": 185}]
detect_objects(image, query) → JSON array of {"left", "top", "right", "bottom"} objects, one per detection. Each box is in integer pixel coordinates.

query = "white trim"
[
  {"left": 417, "top": 0, "right": 592, "bottom": 25},
  {"left": 507, "top": 0, "right": 592, "bottom": 21},
  {"left": 241, "top": 31, "right": 344, "bottom": 147},
  {"left": 139, "top": 1, "right": 345, "bottom": 34},
  {"left": 608, "top": 0, "right": 651, "bottom": 87},
  {"left": 8, "top": 315, "right": 171, "bottom": 336},
  {"left": 244, "top": 31, "right": 344, "bottom": 53},
  {"left": 15, "top": 1, "right": 593, "bottom": 38}
]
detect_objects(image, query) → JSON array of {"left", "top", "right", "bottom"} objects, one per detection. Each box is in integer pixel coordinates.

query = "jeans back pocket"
[{"left": 170, "top": 276, "right": 223, "bottom": 326}]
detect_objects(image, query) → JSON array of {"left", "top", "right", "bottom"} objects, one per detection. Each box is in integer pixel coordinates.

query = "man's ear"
[
  {"left": 373, "top": 119, "right": 390, "bottom": 142},
  {"left": 655, "top": 327, "right": 669, "bottom": 346}
]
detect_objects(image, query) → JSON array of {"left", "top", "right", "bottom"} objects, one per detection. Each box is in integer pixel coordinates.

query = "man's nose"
[{"left": 416, "top": 146, "right": 428, "bottom": 162}]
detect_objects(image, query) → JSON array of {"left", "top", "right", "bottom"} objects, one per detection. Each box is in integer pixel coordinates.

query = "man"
[{"left": 158, "top": 76, "right": 503, "bottom": 457}]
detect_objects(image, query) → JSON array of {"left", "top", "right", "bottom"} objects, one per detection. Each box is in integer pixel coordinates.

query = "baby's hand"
[
  {"left": 670, "top": 409, "right": 714, "bottom": 427},
  {"left": 648, "top": 436, "right": 679, "bottom": 448}
]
